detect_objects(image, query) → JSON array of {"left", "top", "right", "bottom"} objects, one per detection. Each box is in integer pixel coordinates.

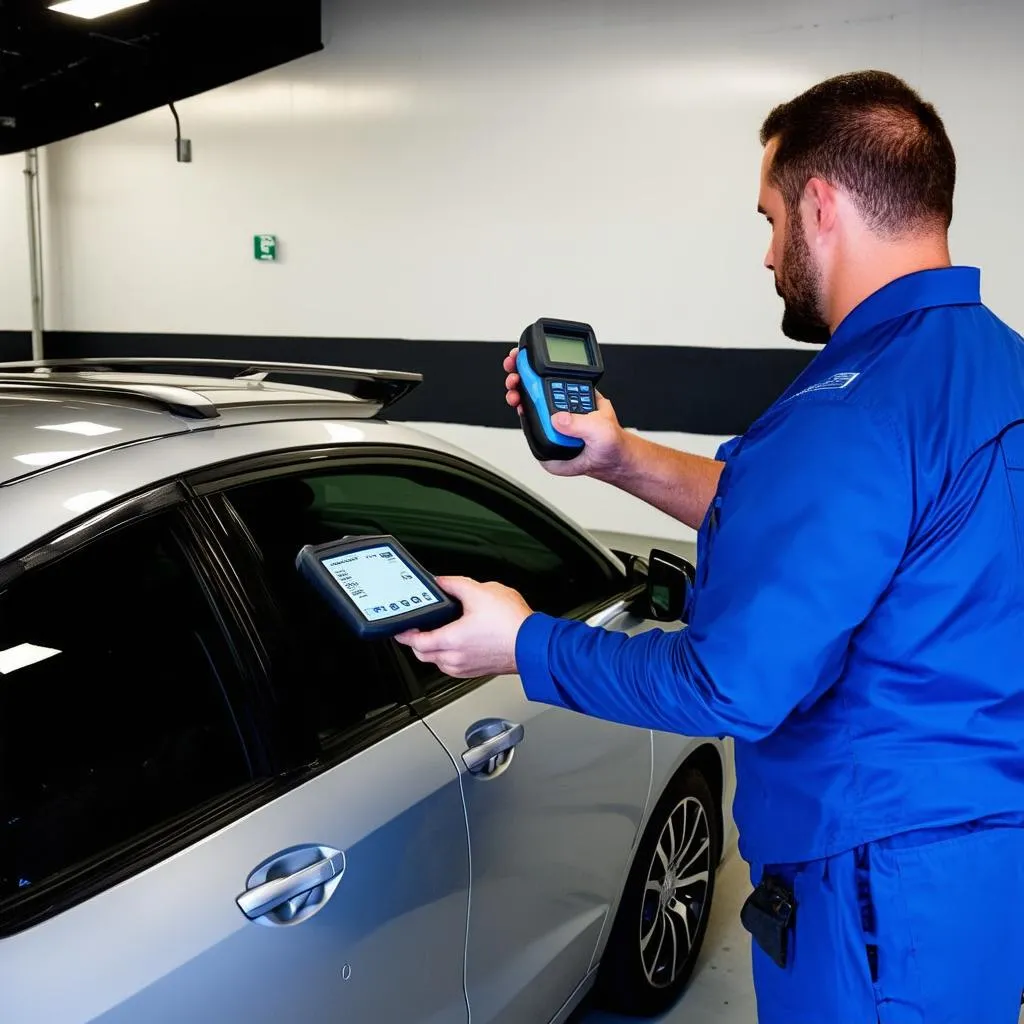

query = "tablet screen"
[{"left": 321, "top": 544, "right": 441, "bottom": 622}]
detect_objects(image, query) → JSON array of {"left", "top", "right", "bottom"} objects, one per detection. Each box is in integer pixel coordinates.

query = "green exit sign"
[{"left": 254, "top": 234, "right": 277, "bottom": 261}]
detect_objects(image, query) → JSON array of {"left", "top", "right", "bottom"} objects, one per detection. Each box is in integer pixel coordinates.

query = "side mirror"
[{"left": 644, "top": 548, "right": 695, "bottom": 622}]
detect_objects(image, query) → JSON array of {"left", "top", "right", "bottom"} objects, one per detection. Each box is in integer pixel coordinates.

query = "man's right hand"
[{"left": 502, "top": 345, "right": 630, "bottom": 480}]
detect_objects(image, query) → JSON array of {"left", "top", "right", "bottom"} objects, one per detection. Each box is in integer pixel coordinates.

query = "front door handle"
[
  {"left": 463, "top": 720, "right": 524, "bottom": 776},
  {"left": 237, "top": 845, "right": 346, "bottom": 926}
]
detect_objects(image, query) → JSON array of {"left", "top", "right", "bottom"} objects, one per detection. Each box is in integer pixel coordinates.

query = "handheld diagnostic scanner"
[
  {"left": 295, "top": 534, "right": 461, "bottom": 640},
  {"left": 515, "top": 317, "right": 604, "bottom": 461}
]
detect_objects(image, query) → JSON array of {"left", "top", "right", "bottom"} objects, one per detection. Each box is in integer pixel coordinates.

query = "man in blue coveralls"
[{"left": 397, "top": 70, "right": 1024, "bottom": 1022}]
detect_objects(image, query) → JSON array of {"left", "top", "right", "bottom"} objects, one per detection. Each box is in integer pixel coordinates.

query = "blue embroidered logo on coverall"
[{"left": 789, "top": 371, "right": 860, "bottom": 400}]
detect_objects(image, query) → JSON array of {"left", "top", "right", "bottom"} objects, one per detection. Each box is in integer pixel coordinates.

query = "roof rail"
[
  {"left": 0, "top": 357, "right": 423, "bottom": 411},
  {"left": 0, "top": 374, "right": 219, "bottom": 419}
]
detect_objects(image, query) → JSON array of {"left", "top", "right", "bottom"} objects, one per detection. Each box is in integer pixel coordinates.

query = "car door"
[
  {"left": 365, "top": 466, "right": 659, "bottom": 1024},
  {"left": 210, "top": 451, "right": 658, "bottom": 1024},
  {"left": 420, "top": 658, "right": 653, "bottom": 1024},
  {"left": 0, "top": 494, "right": 469, "bottom": 1024}
]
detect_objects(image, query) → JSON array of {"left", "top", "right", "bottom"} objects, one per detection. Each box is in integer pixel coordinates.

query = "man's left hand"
[{"left": 395, "top": 576, "right": 533, "bottom": 678}]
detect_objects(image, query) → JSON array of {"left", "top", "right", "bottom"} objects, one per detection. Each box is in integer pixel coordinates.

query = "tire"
[{"left": 594, "top": 767, "right": 722, "bottom": 1018}]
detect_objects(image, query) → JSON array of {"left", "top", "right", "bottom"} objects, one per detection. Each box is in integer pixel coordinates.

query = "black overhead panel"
[{"left": 0, "top": 0, "right": 323, "bottom": 154}]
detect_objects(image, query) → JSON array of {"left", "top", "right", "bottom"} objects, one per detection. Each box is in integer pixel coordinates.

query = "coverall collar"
[{"left": 829, "top": 265, "right": 982, "bottom": 349}]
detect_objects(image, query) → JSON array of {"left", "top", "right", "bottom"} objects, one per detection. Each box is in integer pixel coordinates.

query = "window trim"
[
  {"left": 402, "top": 585, "right": 647, "bottom": 718},
  {"left": 0, "top": 480, "right": 186, "bottom": 584}
]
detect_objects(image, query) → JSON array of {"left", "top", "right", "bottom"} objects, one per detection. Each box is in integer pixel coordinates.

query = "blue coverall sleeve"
[{"left": 515, "top": 400, "right": 912, "bottom": 741}]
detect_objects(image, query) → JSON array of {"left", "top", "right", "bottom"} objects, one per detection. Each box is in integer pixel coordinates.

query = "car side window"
[
  {"left": 223, "top": 461, "right": 623, "bottom": 689},
  {"left": 0, "top": 511, "right": 253, "bottom": 905},
  {"left": 303, "top": 469, "right": 620, "bottom": 610},
  {"left": 223, "top": 478, "right": 410, "bottom": 748}
]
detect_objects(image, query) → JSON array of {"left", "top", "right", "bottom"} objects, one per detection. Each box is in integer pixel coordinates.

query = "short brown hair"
[{"left": 760, "top": 70, "right": 956, "bottom": 234}]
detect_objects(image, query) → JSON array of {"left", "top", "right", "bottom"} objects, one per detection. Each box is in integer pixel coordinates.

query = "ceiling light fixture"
[{"left": 48, "top": 0, "right": 149, "bottom": 20}]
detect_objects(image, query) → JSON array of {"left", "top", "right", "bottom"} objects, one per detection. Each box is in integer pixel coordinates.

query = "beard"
[{"left": 776, "top": 225, "right": 831, "bottom": 346}]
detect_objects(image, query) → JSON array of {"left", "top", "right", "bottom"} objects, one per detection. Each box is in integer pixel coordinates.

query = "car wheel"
[{"left": 594, "top": 767, "right": 721, "bottom": 1018}]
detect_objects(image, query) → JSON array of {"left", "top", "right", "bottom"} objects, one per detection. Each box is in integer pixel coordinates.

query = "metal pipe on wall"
[{"left": 23, "top": 147, "right": 44, "bottom": 361}]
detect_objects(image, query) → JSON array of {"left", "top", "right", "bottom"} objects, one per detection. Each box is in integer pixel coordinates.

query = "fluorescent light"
[
  {"left": 48, "top": 0, "right": 148, "bottom": 19},
  {"left": 38, "top": 421, "right": 121, "bottom": 437},
  {"left": 13, "top": 450, "right": 87, "bottom": 467},
  {"left": 0, "top": 643, "right": 61, "bottom": 675}
]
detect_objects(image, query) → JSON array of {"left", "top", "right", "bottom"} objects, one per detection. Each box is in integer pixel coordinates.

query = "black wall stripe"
[
  {"left": 3, "top": 330, "right": 817, "bottom": 437},
  {"left": 0, "top": 331, "right": 31, "bottom": 361}
]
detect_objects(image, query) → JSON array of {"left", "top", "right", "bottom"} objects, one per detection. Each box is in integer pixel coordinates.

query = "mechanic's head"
[{"left": 757, "top": 70, "right": 956, "bottom": 344}]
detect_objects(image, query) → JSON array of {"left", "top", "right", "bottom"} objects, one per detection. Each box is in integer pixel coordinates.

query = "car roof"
[
  {"left": 0, "top": 359, "right": 621, "bottom": 569},
  {"left": 0, "top": 358, "right": 421, "bottom": 487}
]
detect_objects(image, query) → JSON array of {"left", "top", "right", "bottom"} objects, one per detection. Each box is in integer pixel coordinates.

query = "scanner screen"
[
  {"left": 545, "top": 334, "right": 590, "bottom": 366},
  {"left": 321, "top": 545, "right": 440, "bottom": 622}
]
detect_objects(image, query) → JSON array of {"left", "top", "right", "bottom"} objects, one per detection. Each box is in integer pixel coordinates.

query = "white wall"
[
  {"left": 13, "top": 0, "right": 1024, "bottom": 539},
  {"left": 1, "top": 154, "right": 30, "bottom": 332}
]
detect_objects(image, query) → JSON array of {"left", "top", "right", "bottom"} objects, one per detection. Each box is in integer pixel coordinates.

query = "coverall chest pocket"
[{"left": 1000, "top": 422, "right": 1024, "bottom": 575}]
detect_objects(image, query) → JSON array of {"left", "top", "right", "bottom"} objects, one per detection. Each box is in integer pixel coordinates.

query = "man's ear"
[{"left": 802, "top": 176, "right": 838, "bottom": 235}]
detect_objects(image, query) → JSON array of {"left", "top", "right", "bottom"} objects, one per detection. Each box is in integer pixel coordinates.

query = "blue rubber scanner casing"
[
  {"left": 516, "top": 318, "right": 603, "bottom": 462},
  {"left": 516, "top": 348, "right": 584, "bottom": 458}
]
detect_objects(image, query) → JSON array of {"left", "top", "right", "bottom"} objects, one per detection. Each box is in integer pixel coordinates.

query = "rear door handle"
[
  {"left": 463, "top": 720, "right": 524, "bottom": 776},
  {"left": 237, "top": 846, "right": 346, "bottom": 924}
]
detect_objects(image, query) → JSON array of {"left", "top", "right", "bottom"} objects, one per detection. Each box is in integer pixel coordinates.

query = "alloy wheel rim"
[{"left": 638, "top": 796, "right": 711, "bottom": 989}]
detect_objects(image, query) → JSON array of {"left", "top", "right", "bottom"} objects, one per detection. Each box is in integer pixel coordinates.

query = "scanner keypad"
[{"left": 549, "top": 380, "right": 595, "bottom": 414}]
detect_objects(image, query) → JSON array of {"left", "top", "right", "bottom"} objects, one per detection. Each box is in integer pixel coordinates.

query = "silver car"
[{"left": 0, "top": 357, "right": 735, "bottom": 1024}]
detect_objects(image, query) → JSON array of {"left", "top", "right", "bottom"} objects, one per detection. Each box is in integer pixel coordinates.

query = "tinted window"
[
  {"left": 225, "top": 478, "right": 408, "bottom": 746},
  {"left": 304, "top": 473, "right": 580, "bottom": 602},
  {"left": 232, "top": 464, "right": 618, "bottom": 613},
  {"left": 224, "top": 462, "right": 623, "bottom": 688},
  {"left": 0, "top": 512, "right": 252, "bottom": 903}
]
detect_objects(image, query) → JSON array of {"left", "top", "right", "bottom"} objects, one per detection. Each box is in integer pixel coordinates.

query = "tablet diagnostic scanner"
[{"left": 296, "top": 534, "right": 460, "bottom": 640}]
